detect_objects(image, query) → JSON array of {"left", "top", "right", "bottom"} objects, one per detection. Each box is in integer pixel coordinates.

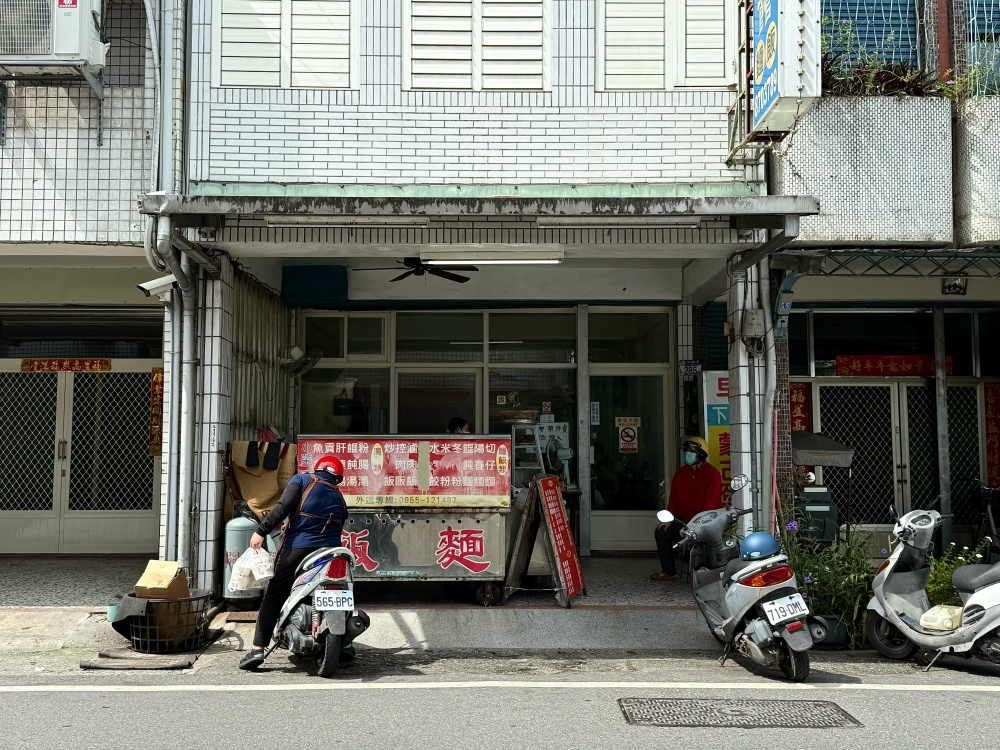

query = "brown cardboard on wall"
[
  {"left": 228, "top": 441, "right": 298, "bottom": 520},
  {"left": 134, "top": 561, "right": 190, "bottom": 600}
]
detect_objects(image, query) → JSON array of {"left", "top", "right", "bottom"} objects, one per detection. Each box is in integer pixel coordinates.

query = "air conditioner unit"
[{"left": 0, "top": 0, "right": 109, "bottom": 77}]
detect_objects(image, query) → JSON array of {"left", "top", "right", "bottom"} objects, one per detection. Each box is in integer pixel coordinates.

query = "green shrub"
[{"left": 926, "top": 539, "right": 991, "bottom": 606}]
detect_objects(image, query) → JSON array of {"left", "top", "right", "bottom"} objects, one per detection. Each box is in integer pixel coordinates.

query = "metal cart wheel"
[{"left": 474, "top": 582, "right": 504, "bottom": 607}]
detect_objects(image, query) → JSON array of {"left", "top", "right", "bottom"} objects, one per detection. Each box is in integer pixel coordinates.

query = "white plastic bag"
[
  {"left": 250, "top": 548, "right": 275, "bottom": 583},
  {"left": 228, "top": 548, "right": 258, "bottom": 592}
]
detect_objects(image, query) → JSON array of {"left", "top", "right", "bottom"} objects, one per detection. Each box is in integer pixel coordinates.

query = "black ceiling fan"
[{"left": 352, "top": 257, "right": 478, "bottom": 284}]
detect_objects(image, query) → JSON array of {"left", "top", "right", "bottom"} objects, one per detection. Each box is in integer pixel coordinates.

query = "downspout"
[{"left": 760, "top": 258, "right": 777, "bottom": 533}]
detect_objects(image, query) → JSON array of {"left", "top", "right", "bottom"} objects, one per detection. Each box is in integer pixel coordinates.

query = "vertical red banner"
[
  {"left": 148, "top": 368, "right": 165, "bottom": 457},
  {"left": 985, "top": 384, "right": 1000, "bottom": 487},
  {"left": 789, "top": 382, "right": 812, "bottom": 432},
  {"left": 536, "top": 476, "right": 585, "bottom": 602}
]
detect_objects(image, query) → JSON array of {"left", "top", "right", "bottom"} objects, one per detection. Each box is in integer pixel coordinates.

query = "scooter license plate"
[
  {"left": 763, "top": 594, "right": 809, "bottom": 625},
  {"left": 313, "top": 589, "right": 355, "bottom": 611}
]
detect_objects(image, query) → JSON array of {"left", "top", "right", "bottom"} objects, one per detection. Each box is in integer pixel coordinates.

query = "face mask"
[{"left": 683, "top": 451, "right": 698, "bottom": 466}]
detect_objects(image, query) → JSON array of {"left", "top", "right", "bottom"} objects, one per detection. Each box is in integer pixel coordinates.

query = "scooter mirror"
[
  {"left": 656, "top": 510, "right": 675, "bottom": 524},
  {"left": 730, "top": 474, "right": 750, "bottom": 492}
]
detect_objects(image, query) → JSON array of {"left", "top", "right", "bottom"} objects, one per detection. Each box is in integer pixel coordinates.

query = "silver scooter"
[
  {"left": 267, "top": 546, "right": 370, "bottom": 677},
  {"left": 659, "top": 475, "right": 825, "bottom": 682},
  {"left": 867, "top": 505, "right": 1000, "bottom": 670}
]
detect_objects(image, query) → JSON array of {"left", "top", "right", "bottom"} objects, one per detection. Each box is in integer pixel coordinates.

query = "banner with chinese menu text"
[
  {"left": 297, "top": 435, "right": 511, "bottom": 508},
  {"left": 537, "top": 476, "right": 585, "bottom": 604}
]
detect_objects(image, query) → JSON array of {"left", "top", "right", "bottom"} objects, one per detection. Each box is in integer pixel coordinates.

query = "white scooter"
[
  {"left": 267, "top": 546, "right": 370, "bottom": 677},
  {"left": 659, "top": 475, "right": 824, "bottom": 682},
  {"left": 867, "top": 505, "right": 1000, "bottom": 670}
]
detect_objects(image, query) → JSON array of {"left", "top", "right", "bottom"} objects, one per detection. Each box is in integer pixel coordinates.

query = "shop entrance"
[
  {"left": 813, "top": 381, "right": 983, "bottom": 526},
  {"left": 589, "top": 373, "right": 668, "bottom": 551},
  {"left": 396, "top": 369, "right": 481, "bottom": 434},
  {"left": 0, "top": 364, "right": 161, "bottom": 554}
]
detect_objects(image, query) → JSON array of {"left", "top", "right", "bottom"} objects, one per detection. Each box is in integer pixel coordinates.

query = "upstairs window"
[
  {"left": 213, "top": 0, "right": 359, "bottom": 89},
  {"left": 596, "top": 0, "right": 731, "bottom": 90},
  {"left": 404, "top": 0, "right": 551, "bottom": 90}
]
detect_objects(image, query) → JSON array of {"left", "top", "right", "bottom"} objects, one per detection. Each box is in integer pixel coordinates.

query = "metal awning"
[{"left": 139, "top": 192, "right": 818, "bottom": 225}]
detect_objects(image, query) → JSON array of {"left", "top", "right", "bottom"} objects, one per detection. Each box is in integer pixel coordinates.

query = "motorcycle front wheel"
[
  {"left": 778, "top": 645, "right": 810, "bottom": 682},
  {"left": 866, "top": 612, "right": 918, "bottom": 660},
  {"left": 317, "top": 633, "right": 342, "bottom": 678}
]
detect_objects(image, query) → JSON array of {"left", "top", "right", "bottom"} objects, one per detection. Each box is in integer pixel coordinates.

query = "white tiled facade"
[
  {"left": 0, "top": 1, "right": 154, "bottom": 244},
  {"left": 187, "top": 0, "right": 758, "bottom": 186}
]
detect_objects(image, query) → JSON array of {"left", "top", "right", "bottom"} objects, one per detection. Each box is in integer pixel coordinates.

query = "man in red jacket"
[{"left": 650, "top": 436, "right": 723, "bottom": 581}]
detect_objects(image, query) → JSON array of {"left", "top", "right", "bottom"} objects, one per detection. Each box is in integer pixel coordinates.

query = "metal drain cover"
[{"left": 618, "top": 698, "right": 862, "bottom": 729}]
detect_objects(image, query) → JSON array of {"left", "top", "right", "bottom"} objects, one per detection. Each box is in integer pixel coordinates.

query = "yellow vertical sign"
[{"left": 702, "top": 372, "right": 732, "bottom": 485}]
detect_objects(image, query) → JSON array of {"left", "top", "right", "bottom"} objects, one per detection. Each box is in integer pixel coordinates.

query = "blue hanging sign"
[{"left": 751, "top": 0, "right": 780, "bottom": 130}]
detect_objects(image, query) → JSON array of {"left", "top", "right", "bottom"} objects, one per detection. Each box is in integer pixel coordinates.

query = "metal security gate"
[
  {"left": 814, "top": 382, "right": 983, "bottom": 526},
  {"left": 0, "top": 363, "right": 160, "bottom": 554}
]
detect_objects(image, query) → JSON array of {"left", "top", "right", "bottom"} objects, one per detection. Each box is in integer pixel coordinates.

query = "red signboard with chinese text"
[
  {"left": 297, "top": 435, "right": 511, "bottom": 508},
  {"left": 20, "top": 358, "right": 111, "bottom": 373},
  {"left": 148, "top": 367, "right": 164, "bottom": 457},
  {"left": 834, "top": 355, "right": 952, "bottom": 377},
  {"left": 789, "top": 382, "right": 812, "bottom": 432},
  {"left": 986, "top": 384, "right": 1000, "bottom": 487},
  {"left": 537, "top": 476, "right": 585, "bottom": 603}
]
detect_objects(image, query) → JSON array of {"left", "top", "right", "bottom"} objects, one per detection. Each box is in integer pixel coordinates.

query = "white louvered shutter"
[
  {"left": 480, "top": 0, "right": 546, "bottom": 90},
  {"left": 684, "top": 0, "right": 727, "bottom": 82},
  {"left": 218, "top": 0, "right": 283, "bottom": 87},
  {"left": 410, "top": 0, "right": 475, "bottom": 89},
  {"left": 602, "top": 0, "right": 666, "bottom": 90},
  {"left": 290, "top": 0, "right": 352, "bottom": 88}
]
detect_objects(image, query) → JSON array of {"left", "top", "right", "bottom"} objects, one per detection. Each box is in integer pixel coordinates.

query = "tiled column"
[
  {"left": 193, "top": 258, "right": 235, "bottom": 592},
  {"left": 728, "top": 268, "right": 765, "bottom": 529}
]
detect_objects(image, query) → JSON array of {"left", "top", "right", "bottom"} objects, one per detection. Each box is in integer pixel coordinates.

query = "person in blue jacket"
[{"left": 239, "top": 454, "right": 348, "bottom": 671}]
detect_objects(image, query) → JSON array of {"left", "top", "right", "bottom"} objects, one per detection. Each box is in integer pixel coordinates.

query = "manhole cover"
[{"left": 618, "top": 698, "right": 862, "bottom": 729}]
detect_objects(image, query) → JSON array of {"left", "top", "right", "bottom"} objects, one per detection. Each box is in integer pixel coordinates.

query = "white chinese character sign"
[{"left": 749, "top": 0, "right": 821, "bottom": 135}]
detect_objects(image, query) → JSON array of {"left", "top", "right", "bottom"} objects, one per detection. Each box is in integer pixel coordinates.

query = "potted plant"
[{"left": 780, "top": 521, "right": 877, "bottom": 649}]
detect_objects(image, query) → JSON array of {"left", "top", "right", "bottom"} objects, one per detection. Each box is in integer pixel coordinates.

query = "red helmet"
[{"left": 313, "top": 455, "right": 344, "bottom": 477}]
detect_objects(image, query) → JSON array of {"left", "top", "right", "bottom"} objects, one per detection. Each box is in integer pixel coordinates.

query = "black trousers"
[
  {"left": 253, "top": 546, "right": 316, "bottom": 649},
  {"left": 654, "top": 521, "right": 685, "bottom": 575}
]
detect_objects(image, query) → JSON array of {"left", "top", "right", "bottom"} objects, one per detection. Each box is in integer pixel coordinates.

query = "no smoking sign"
[{"left": 618, "top": 424, "right": 638, "bottom": 454}]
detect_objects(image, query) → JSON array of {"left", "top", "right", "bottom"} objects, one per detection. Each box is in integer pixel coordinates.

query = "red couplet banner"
[
  {"left": 536, "top": 476, "right": 585, "bottom": 602},
  {"left": 297, "top": 435, "right": 512, "bottom": 508},
  {"left": 986, "top": 384, "right": 1000, "bottom": 487}
]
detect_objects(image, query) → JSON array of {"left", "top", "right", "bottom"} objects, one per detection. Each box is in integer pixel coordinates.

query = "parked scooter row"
[{"left": 658, "top": 474, "right": 826, "bottom": 682}]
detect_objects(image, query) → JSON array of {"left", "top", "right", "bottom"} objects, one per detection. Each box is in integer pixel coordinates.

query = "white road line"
[{"left": 2, "top": 680, "right": 1000, "bottom": 695}]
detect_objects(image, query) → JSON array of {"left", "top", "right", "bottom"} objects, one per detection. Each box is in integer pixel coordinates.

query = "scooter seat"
[
  {"left": 952, "top": 563, "right": 1000, "bottom": 592},
  {"left": 722, "top": 558, "right": 755, "bottom": 588}
]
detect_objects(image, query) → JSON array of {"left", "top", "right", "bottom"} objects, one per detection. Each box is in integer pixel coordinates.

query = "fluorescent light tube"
[
  {"left": 535, "top": 216, "right": 702, "bottom": 229},
  {"left": 264, "top": 216, "right": 430, "bottom": 228},
  {"left": 421, "top": 249, "right": 564, "bottom": 265}
]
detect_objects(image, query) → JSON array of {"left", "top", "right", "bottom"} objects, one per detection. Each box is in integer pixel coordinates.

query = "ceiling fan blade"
[
  {"left": 428, "top": 268, "right": 471, "bottom": 283},
  {"left": 432, "top": 265, "right": 479, "bottom": 272},
  {"left": 390, "top": 270, "right": 417, "bottom": 282}
]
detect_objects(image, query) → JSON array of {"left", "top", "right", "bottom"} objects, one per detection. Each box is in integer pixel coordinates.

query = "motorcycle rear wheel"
[
  {"left": 778, "top": 645, "right": 810, "bottom": 682},
  {"left": 866, "top": 612, "right": 919, "bottom": 660},
  {"left": 317, "top": 633, "right": 342, "bottom": 678}
]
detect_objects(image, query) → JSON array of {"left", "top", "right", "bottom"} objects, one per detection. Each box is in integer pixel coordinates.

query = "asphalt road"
[{"left": 3, "top": 649, "right": 1000, "bottom": 750}]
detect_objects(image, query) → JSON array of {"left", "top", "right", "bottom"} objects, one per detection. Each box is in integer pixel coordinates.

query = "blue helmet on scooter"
[{"left": 740, "top": 532, "right": 781, "bottom": 561}]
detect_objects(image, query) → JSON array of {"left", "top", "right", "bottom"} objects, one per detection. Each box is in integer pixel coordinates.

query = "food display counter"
[{"left": 297, "top": 434, "right": 512, "bottom": 603}]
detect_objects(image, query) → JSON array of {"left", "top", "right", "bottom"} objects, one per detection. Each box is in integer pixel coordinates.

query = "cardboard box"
[{"left": 134, "top": 561, "right": 190, "bottom": 600}]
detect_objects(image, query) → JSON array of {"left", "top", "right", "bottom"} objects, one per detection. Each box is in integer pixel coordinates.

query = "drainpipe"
[{"left": 759, "top": 258, "right": 777, "bottom": 533}]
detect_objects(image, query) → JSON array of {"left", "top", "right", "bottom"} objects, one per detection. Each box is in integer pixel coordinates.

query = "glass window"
[
  {"left": 397, "top": 371, "right": 477, "bottom": 434},
  {"left": 589, "top": 312, "right": 670, "bottom": 363},
  {"left": 489, "top": 313, "right": 576, "bottom": 364},
  {"left": 347, "top": 317, "right": 384, "bottom": 357},
  {"left": 944, "top": 313, "right": 974, "bottom": 377},
  {"left": 395, "top": 313, "right": 483, "bottom": 362},
  {"left": 980, "top": 312, "right": 1000, "bottom": 376},
  {"left": 299, "top": 368, "right": 390, "bottom": 435},
  {"left": 813, "top": 312, "right": 933, "bottom": 376},
  {"left": 788, "top": 313, "right": 809, "bottom": 376},
  {"left": 0, "top": 313, "right": 163, "bottom": 358},
  {"left": 304, "top": 317, "right": 344, "bottom": 359}
]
